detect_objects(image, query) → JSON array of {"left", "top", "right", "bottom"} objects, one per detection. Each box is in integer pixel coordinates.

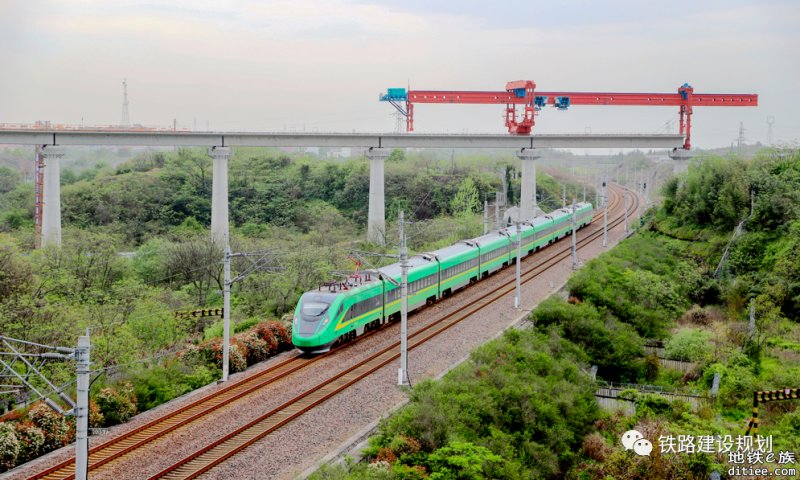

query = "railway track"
[
  {"left": 32, "top": 329, "right": 394, "bottom": 479},
  {"left": 29, "top": 184, "right": 634, "bottom": 480},
  {"left": 149, "top": 185, "right": 636, "bottom": 479}
]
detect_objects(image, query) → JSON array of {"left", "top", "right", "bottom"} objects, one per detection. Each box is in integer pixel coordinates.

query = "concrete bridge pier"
[
  {"left": 669, "top": 148, "right": 694, "bottom": 175},
  {"left": 41, "top": 145, "right": 65, "bottom": 247},
  {"left": 209, "top": 146, "right": 232, "bottom": 247},
  {"left": 367, "top": 147, "right": 389, "bottom": 245},
  {"left": 516, "top": 148, "right": 541, "bottom": 222}
]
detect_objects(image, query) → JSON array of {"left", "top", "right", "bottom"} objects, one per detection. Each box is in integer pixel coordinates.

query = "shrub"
[
  {"left": 89, "top": 400, "right": 105, "bottom": 428},
  {"left": 203, "top": 317, "right": 261, "bottom": 341},
  {"left": 665, "top": 328, "right": 713, "bottom": 362},
  {"left": 239, "top": 332, "right": 272, "bottom": 364},
  {"left": 235, "top": 317, "right": 260, "bottom": 333},
  {"left": 582, "top": 432, "right": 612, "bottom": 462},
  {"left": 681, "top": 305, "right": 712, "bottom": 326},
  {"left": 28, "top": 403, "right": 71, "bottom": 451},
  {"left": 130, "top": 365, "right": 193, "bottom": 411},
  {"left": 425, "top": 441, "right": 504, "bottom": 480},
  {"left": 0, "top": 422, "right": 20, "bottom": 471},
  {"left": 14, "top": 422, "right": 45, "bottom": 463},
  {"left": 644, "top": 353, "right": 660, "bottom": 381},
  {"left": 531, "top": 297, "right": 643, "bottom": 381},
  {"left": 259, "top": 321, "right": 292, "bottom": 349},
  {"left": 94, "top": 384, "right": 137, "bottom": 426},
  {"left": 370, "top": 330, "right": 599, "bottom": 479},
  {"left": 192, "top": 337, "right": 252, "bottom": 374},
  {"left": 229, "top": 343, "right": 248, "bottom": 373},
  {"left": 255, "top": 324, "right": 280, "bottom": 354},
  {"left": 185, "top": 365, "right": 216, "bottom": 389}
]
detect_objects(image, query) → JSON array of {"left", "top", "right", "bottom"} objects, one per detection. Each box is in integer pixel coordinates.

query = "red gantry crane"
[{"left": 380, "top": 81, "right": 758, "bottom": 150}]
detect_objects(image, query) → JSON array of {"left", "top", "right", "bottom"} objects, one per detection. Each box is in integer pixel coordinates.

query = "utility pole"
[
  {"left": 514, "top": 222, "right": 521, "bottom": 308},
  {"left": 562, "top": 181, "right": 566, "bottom": 209},
  {"left": 220, "top": 248, "right": 283, "bottom": 382},
  {"left": 483, "top": 199, "right": 489, "bottom": 235},
  {"left": 637, "top": 176, "right": 644, "bottom": 229},
  {"left": 642, "top": 176, "right": 648, "bottom": 228},
  {"left": 582, "top": 181, "right": 586, "bottom": 203},
  {"left": 222, "top": 246, "right": 231, "bottom": 382},
  {"left": 0, "top": 335, "right": 89, "bottom": 479},
  {"left": 398, "top": 211, "right": 409, "bottom": 386},
  {"left": 494, "top": 191, "right": 502, "bottom": 230},
  {"left": 74, "top": 334, "right": 90, "bottom": 480},
  {"left": 571, "top": 199, "right": 578, "bottom": 270},
  {"left": 595, "top": 175, "right": 600, "bottom": 207},
  {"left": 602, "top": 175, "right": 608, "bottom": 248}
]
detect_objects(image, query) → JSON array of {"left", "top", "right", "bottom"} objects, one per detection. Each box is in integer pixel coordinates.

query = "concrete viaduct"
[{"left": 0, "top": 130, "right": 684, "bottom": 247}]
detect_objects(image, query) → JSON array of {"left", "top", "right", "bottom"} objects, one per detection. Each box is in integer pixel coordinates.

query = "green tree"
[
  {"left": 426, "top": 441, "right": 503, "bottom": 480},
  {"left": 450, "top": 177, "right": 480, "bottom": 216},
  {"left": 388, "top": 148, "right": 406, "bottom": 163}
]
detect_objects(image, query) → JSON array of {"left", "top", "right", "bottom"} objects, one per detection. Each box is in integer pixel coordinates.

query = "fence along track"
[{"left": 150, "top": 184, "right": 635, "bottom": 479}]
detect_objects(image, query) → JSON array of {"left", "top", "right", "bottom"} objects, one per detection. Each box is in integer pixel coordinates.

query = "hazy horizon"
[{"left": 1, "top": 1, "right": 797, "bottom": 149}]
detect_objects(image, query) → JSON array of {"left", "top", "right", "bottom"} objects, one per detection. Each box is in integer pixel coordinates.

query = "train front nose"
[{"left": 292, "top": 293, "right": 338, "bottom": 352}]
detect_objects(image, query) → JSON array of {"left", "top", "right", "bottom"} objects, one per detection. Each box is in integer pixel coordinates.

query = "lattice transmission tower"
[
  {"left": 766, "top": 116, "right": 774, "bottom": 145},
  {"left": 121, "top": 79, "right": 130, "bottom": 127},
  {"left": 737, "top": 121, "right": 746, "bottom": 150}
]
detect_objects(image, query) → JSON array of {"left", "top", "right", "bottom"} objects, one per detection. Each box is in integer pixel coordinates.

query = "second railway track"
[
  {"left": 28, "top": 184, "right": 635, "bottom": 480},
  {"left": 150, "top": 184, "right": 637, "bottom": 479}
]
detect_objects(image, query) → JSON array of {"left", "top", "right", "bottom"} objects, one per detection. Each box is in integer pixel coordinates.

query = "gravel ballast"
[{"left": 5, "top": 191, "right": 637, "bottom": 480}]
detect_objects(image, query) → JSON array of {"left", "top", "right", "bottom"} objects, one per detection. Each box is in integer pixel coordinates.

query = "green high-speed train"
[{"left": 292, "top": 202, "right": 593, "bottom": 353}]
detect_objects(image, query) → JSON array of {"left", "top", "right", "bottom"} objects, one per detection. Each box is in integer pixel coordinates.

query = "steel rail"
[
  {"left": 31, "top": 185, "right": 632, "bottom": 480},
  {"left": 32, "top": 329, "right": 387, "bottom": 480},
  {"left": 149, "top": 185, "right": 635, "bottom": 479}
]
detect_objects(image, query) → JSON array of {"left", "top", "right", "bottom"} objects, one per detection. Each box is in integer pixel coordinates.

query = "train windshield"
[{"left": 302, "top": 301, "right": 330, "bottom": 317}]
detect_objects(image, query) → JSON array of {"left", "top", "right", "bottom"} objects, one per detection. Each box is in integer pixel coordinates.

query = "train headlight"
[
  {"left": 321, "top": 316, "right": 330, "bottom": 327},
  {"left": 293, "top": 316, "right": 298, "bottom": 329}
]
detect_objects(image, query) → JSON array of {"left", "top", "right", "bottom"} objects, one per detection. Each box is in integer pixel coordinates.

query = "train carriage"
[
  {"left": 468, "top": 232, "right": 513, "bottom": 278},
  {"left": 379, "top": 255, "right": 439, "bottom": 319},
  {"left": 293, "top": 201, "right": 595, "bottom": 352},
  {"left": 430, "top": 242, "right": 480, "bottom": 297},
  {"left": 528, "top": 216, "right": 555, "bottom": 252}
]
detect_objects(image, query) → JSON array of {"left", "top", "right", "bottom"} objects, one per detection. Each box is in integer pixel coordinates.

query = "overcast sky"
[{"left": 1, "top": 0, "right": 797, "bottom": 148}]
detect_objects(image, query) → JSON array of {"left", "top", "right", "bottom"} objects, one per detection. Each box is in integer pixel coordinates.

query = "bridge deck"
[{"left": 0, "top": 131, "right": 684, "bottom": 149}]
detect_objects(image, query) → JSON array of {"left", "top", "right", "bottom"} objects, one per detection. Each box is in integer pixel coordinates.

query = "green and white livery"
[{"left": 293, "top": 202, "right": 593, "bottom": 353}]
